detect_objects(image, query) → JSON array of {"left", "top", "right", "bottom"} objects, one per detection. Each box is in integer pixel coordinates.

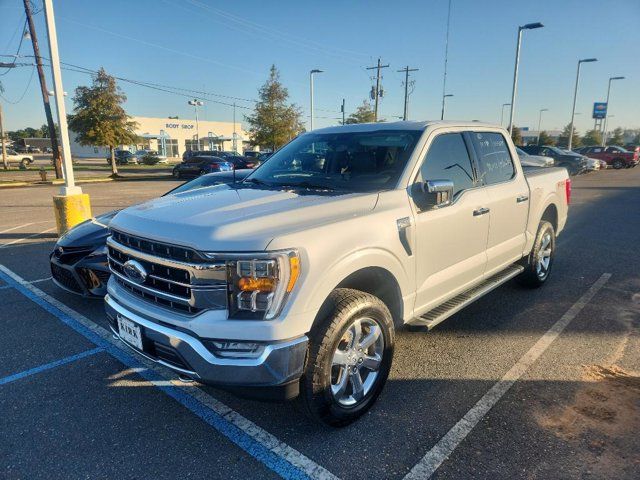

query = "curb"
[{"left": 0, "top": 175, "right": 172, "bottom": 189}]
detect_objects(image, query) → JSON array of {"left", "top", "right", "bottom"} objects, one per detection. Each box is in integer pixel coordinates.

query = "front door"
[{"left": 411, "top": 131, "right": 491, "bottom": 314}]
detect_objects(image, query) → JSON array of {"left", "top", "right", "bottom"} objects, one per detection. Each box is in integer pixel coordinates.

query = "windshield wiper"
[
  {"left": 274, "top": 181, "right": 336, "bottom": 191},
  {"left": 241, "top": 178, "right": 273, "bottom": 187}
]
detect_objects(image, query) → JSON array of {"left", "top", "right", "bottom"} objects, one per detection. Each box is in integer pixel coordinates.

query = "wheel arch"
[{"left": 540, "top": 203, "right": 558, "bottom": 232}]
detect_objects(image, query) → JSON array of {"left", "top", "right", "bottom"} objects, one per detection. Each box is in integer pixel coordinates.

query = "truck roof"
[{"left": 310, "top": 120, "right": 503, "bottom": 134}]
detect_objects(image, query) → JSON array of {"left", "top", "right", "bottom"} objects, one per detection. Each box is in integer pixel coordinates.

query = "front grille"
[
  {"left": 108, "top": 246, "right": 191, "bottom": 298},
  {"left": 107, "top": 232, "right": 227, "bottom": 316},
  {"left": 110, "top": 230, "right": 207, "bottom": 264},
  {"left": 51, "top": 263, "right": 83, "bottom": 293}
]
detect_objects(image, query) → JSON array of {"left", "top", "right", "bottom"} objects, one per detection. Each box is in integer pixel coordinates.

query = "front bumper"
[
  {"left": 104, "top": 294, "right": 308, "bottom": 396},
  {"left": 50, "top": 253, "right": 110, "bottom": 297}
]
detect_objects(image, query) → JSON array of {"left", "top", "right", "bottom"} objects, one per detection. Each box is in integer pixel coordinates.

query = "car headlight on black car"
[{"left": 205, "top": 250, "right": 300, "bottom": 320}]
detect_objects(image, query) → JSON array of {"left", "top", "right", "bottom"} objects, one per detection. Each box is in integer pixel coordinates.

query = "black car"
[
  {"left": 49, "top": 170, "right": 253, "bottom": 297},
  {"left": 172, "top": 155, "right": 234, "bottom": 178},
  {"left": 215, "top": 151, "right": 261, "bottom": 169},
  {"left": 107, "top": 150, "right": 139, "bottom": 165},
  {"left": 519, "top": 145, "right": 587, "bottom": 176}
]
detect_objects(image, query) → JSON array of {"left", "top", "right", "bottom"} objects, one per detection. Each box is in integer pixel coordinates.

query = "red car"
[{"left": 577, "top": 145, "right": 639, "bottom": 169}]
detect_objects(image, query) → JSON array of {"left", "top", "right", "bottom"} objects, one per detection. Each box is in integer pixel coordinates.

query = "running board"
[{"left": 408, "top": 264, "right": 525, "bottom": 330}]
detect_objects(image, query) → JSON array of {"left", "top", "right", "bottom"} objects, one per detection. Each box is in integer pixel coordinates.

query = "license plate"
[{"left": 117, "top": 315, "right": 143, "bottom": 350}]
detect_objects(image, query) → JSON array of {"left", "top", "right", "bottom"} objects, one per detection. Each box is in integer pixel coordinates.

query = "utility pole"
[
  {"left": 397, "top": 66, "right": 419, "bottom": 121},
  {"left": 24, "top": 0, "right": 62, "bottom": 179},
  {"left": 0, "top": 103, "right": 7, "bottom": 170},
  {"left": 367, "top": 58, "right": 389, "bottom": 122},
  {"left": 341, "top": 98, "right": 345, "bottom": 125}
]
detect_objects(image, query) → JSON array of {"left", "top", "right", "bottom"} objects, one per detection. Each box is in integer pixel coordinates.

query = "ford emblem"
[{"left": 123, "top": 259, "right": 147, "bottom": 284}]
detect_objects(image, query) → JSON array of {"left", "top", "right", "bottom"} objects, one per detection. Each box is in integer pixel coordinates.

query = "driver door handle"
[
  {"left": 473, "top": 207, "right": 490, "bottom": 216},
  {"left": 516, "top": 195, "right": 529, "bottom": 203}
]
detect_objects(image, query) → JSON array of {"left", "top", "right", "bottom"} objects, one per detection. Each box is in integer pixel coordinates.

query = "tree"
[
  {"left": 557, "top": 124, "right": 581, "bottom": 149},
  {"left": 537, "top": 131, "right": 555, "bottom": 146},
  {"left": 581, "top": 129, "right": 602, "bottom": 146},
  {"left": 67, "top": 68, "right": 138, "bottom": 176},
  {"left": 244, "top": 65, "right": 304, "bottom": 150},
  {"left": 345, "top": 100, "right": 376, "bottom": 124},
  {"left": 606, "top": 127, "right": 624, "bottom": 146},
  {"left": 510, "top": 126, "right": 522, "bottom": 145}
]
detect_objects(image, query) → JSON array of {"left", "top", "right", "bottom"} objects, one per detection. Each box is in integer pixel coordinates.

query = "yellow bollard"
[{"left": 53, "top": 193, "right": 92, "bottom": 235}]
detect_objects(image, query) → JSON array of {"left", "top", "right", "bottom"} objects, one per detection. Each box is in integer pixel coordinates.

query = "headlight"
[{"left": 206, "top": 250, "right": 300, "bottom": 320}]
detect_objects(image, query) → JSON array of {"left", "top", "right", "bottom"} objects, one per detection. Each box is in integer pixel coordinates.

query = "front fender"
[{"left": 301, "top": 246, "right": 413, "bottom": 322}]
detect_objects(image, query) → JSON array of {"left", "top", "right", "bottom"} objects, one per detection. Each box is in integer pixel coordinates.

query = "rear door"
[
  {"left": 469, "top": 131, "right": 529, "bottom": 276},
  {"left": 411, "top": 131, "right": 490, "bottom": 313}
]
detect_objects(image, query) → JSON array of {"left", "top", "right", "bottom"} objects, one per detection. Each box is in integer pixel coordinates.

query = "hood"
[
  {"left": 110, "top": 185, "right": 379, "bottom": 251},
  {"left": 57, "top": 210, "right": 118, "bottom": 247}
]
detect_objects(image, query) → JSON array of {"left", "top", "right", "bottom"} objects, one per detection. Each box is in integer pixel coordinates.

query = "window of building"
[
  {"left": 419, "top": 133, "right": 475, "bottom": 197},
  {"left": 470, "top": 132, "right": 515, "bottom": 185}
]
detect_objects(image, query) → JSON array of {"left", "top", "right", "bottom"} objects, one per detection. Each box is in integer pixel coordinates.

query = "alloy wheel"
[
  {"left": 330, "top": 317, "right": 385, "bottom": 407},
  {"left": 536, "top": 232, "right": 552, "bottom": 278}
]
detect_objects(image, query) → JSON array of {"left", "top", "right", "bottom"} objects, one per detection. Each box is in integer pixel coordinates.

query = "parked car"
[
  {"left": 182, "top": 149, "right": 216, "bottom": 161},
  {"left": 243, "top": 150, "right": 261, "bottom": 158},
  {"left": 135, "top": 150, "right": 168, "bottom": 164},
  {"left": 577, "top": 145, "right": 639, "bottom": 169},
  {"left": 623, "top": 144, "right": 639, "bottom": 155},
  {"left": 172, "top": 155, "right": 234, "bottom": 178},
  {"left": 44, "top": 147, "right": 53, "bottom": 154},
  {"left": 520, "top": 145, "right": 586, "bottom": 176},
  {"left": 50, "top": 170, "right": 253, "bottom": 297},
  {"left": 107, "top": 150, "right": 139, "bottom": 165},
  {"left": 27, "top": 146, "right": 42, "bottom": 153},
  {"left": 14, "top": 145, "right": 29, "bottom": 154},
  {"left": 215, "top": 151, "right": 261, "bottom": 169},
  {"left": 105, "top": 121, "right": 570, "bottom": 426},
  {"left": 3, "top": 149, "right": 34, "bottom": 168},
  {"left": 515, "top": 147, "right": 554, "bottom": 168}
]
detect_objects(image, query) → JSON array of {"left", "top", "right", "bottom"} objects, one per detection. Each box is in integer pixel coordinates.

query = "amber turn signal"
[{"left": 238, "top": 276, "right": 276, "bottom": 292}]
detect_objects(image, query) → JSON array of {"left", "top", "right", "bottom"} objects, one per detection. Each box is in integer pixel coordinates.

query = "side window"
[
  {"left": 471, "top": 132, "right": 515, "bottom": 185},
  {"left": 419, "top": 133, "right": 475, "bottom": 197}
]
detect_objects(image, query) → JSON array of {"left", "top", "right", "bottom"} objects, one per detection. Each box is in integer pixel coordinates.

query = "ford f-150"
[{"left": 104, "top": 121, "right": 570, "bottom": 426}]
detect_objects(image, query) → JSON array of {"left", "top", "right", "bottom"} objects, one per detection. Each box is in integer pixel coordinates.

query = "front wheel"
[
  {"left": 613, "top": 159, "right": 624, "bottom": 169},
  {"left": 518, "top": 220, "right": 555, "bottom": 288},
  {"left": 172, "top": 168, "right": 181, "bottom": 179},
  {"left": 299, "top": 288, "right": 394, "bottom": 427}
]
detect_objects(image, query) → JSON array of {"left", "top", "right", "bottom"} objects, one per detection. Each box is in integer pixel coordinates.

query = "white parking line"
[
  {"left": 404, "top": 273, "right": 611, "bottom": 480},
  {"left": 0, "top": 227, "right": 56, "bottom": 249},
  {"left": 29, "top": 276, "right": 53, "bottom": 284},
  {"left": 0, "top": 223, "right": 36, "bottom": 235},
  {"left": 0, "top": 265, "right": 338, "bottom": 480}
]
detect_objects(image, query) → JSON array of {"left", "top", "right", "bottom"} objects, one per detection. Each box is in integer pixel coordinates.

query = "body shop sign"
[{"left": 165, "top": 123, "right": 194, "bottom": 129}]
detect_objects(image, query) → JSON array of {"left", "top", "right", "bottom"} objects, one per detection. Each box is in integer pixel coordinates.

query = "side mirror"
[{"left": 414, "top": 179, "right": 454, "bottom": 210}]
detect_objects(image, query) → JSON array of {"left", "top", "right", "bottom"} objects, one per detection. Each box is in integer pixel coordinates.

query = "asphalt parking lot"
[{"left": 1, "top": 170, "right": 639, "bottom": 479}]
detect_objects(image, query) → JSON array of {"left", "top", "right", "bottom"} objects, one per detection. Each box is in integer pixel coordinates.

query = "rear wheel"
[
  {"left": 613, "top": 158, "right": 624, "bottom": 169},
  {"left": 299, "top": 288, "right": 394, "bottom": 427},
  {"left": 518, "top": 220, "right": 555, "bottom": 288},
  {"left": 172, "top": 168, "right": 181, "bottom": 179}
]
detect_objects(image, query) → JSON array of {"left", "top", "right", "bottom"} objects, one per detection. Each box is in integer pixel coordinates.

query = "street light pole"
[
  {"left": 442, "top": 94, "right": 454, "bottom": 120},
  {"left": 309, "top": 69, "right": 323, "bottom": 131},
  {"left": 601, "top": 76, "right": 625, "bottom": 146},
  {"left": 536, "top": 108, "right": 548, "bottom": 145},
  {"left": 188, "top": 99, "right": 203, "bottom": 150},
  {"left": 508, "top": 22, "right": 544, "bottom": 136},
  {"left": 43, "top": 0, "right": 77, "bottom": 195},
  {"left": 568, "top": 58, "right": 597, "bottom": 151},
  {"left": 500, "top": 103, "right": 511, "bottom": 126}
]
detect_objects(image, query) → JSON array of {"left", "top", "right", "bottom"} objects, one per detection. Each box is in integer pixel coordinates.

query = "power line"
[{"left": 0, "top": 65, "right": 35, "bottom": 103}]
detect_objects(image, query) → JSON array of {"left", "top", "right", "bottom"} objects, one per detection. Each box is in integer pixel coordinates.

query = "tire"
[
  {"left": 198, "top": 169, "right": 207, "bottom": 176},
  {"left": 299, "top": 288, "right": 394, "bottom": 427},
  {"left": 172, "top": 168, "right": 181, "bottom": 179},
  {"left": 517, "top": 220, "right": 555, "bottom": 288},
  {"left": 20, "top": 159, "right": 30, "bottom": 168},
  {"left": 613, "top": 158, "right": 624, "bottom": 169}
]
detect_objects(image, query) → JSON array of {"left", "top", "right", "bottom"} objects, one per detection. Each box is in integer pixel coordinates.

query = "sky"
[{"left": 1, "top": 0, "right": 639, "bottom": 135}]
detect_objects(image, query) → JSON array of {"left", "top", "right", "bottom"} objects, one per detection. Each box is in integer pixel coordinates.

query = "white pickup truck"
[{"left": 105, "top": 121, "right": 570, "bottom": 426}]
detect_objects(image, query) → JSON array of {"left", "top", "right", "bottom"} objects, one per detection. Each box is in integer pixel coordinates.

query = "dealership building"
[{"left": 70, "top": 115, "right": 251, "bottom": 158}]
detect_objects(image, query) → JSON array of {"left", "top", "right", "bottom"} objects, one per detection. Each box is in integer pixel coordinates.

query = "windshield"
[
  {"left": 516, "top": 147, "right": 528, "bottom": 156},
  {"left": 244, "top": 130, "right": 421, "bottom": 192},
  {"left": 166, "top": 173, "right": 234, "bottom": 195}
]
